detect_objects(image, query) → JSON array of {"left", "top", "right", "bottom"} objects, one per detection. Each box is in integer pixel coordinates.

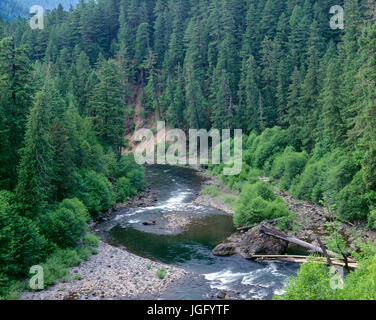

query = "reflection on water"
[{"left": 100, "top": 165, "right": 299, "bottom": 300}]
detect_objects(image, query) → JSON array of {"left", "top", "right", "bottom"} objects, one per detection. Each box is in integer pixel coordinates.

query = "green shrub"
[
  {"left": 0, "top": 191, "right": 48, "bottom": 279},
  {"left": 246, "top": 167, "right": 264, "bottom": 184},
  {"left": 277, "top": 216, "right": 294, "bottom": 231},
  {"left": 156, "top": 268, "right": 166, "bottom": 279},
  {"left": 84, "top": 234, "right": 100, "bottom": 247},
  {"left": 367, "top": 210, "right": 376, "bottom": 230},
  {"left": 73, "top": 274, "right": 83, "bottom": 281},
  {"left": 116, "top": 177, "right": 136, "bottom": 202},
  {"left": 0, "top": 274, "right": 10, "bottom": 297},
  {"left": 59, "top": 198, "right": 91, "bottom": 223},
  {"left": 234, "top": 182, "right": 290, "bottom": 227},
  {"left": 76, "top": 246, "right": 93, "bottom": 261},
  {"left": 57, "top": 249, "right": 82, "bottom": 267},
  {"left": 41, "top": 253, "right": 71, "bottom": 287},
  {"left": 336, "top": 171, "right": 370, "bottom": 222},
  {"left": 249, "top": 127, "right": 288, "bottom": 169},
  {"left": 254, "top": 181, "right": 276, "bottom": 201},
  {"left": 201, "top": 186, "right": 220, "bottom": 197},
  {"left": 336, "top": 254, "right": 376, "bottom": 300},
  {"left": 80, "top": 170, "right": 115, "bottom": 215},
  {"left": 41, "top": 198, "right": 89, "bottom": 248},
  {"left": 362, "top": 142, "right": 376, "bottom": 191},
  {"left": 290, "top": 161, "right": 320, "bottom": 201},
  {"left": 275, "top": 252, "right": 376, "bottom": 300},
  {"left": 274, "top": 258, "right": 333, "bottom": 300},
  {"left": 116, "top": 155, "right": 145, "bottom": 191},
  {"left": 320, "top": 156, "right": 358, "bottom": 205},
  {"left": 272, "top": 147, "right": 309, "bottom": 190}
]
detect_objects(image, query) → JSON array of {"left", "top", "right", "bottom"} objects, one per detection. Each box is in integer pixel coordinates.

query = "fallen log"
[
  {"left": 258, "top": 223, "right": 342, "bottom": 259},
  {"left": 250, "top": 255, "right": 358, "bottom": 269},
  {"left": 237, "top": 218, "right": 285, "bottom": 231}
]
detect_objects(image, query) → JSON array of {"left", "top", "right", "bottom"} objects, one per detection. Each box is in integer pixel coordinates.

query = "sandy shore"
[{"left": 21, "top": 241, "right": 189, "bottom": 300}]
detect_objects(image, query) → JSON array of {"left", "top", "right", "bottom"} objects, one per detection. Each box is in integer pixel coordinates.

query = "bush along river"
[{"left": 97, "top": 165, "right": 299, "bottom": 300}]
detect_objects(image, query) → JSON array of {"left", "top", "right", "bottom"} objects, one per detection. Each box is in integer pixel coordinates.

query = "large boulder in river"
[
  {"left": 212, "top": 224, "right": 288, "bottom": 258},
  {"left": 237, "top": 228, "right": 288, "bottom": 258},
  {"left": 212, "top": 233, "right": 243, "bottom": 256}
]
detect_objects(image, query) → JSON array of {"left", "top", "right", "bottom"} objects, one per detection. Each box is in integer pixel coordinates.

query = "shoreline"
[
  {"left": 21, "top": 180, "right": 192, "bottom": 301},
  {"left": 21, "top": 241, "right": 189, "bottom": 300},
  {"left": 197, "top": 169, "right": 376, "bottom": 258},
  {"left": 21, "top": 166, "right": 237, "bottom": 301},
  {"left": 193, "top": 171, "right": 238, "bottom": 215}
]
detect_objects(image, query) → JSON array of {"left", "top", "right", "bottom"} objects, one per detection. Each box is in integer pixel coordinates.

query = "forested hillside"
[
  {"left": 0, "top": 0, "right": 79, "bottom": 21},
  {"left": 1, "top": 0, "right": 376, "bottom": 300}
]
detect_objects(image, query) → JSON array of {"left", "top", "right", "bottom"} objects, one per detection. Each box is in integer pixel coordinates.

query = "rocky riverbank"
[
  {"left": 272, "top": 186, "right": 376, "bottom": 250},
  {"left": 196, "top": 171, "right": 376, "bottom": 259},
  {"left": 22, "top": 183, "right": 191, "bottom": 301},
  {"left": 21, "top": 241, "right": 189, "bottom": 300},
  {"left": 193, "top": 172, "right": 238, "bottom": 215}
]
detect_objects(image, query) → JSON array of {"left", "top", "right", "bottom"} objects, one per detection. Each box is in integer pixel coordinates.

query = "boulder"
[
  {"left": 217, "top": 291, "right": 227, "bottom": 299},
  {"left": 142, "top": 220, "right": 157, "bottom": 226},
  {"left": 212, "top": 225, "right": 288, "bottom": 259},
  {"left": 212, "top": 242, "right": 238, "bottom": 256},
  {"left": 237, "top": 229, "right": 288, "bottom": 259}
]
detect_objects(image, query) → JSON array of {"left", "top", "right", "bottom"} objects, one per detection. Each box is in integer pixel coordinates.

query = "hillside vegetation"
[{"left": 1, "top": 0, "right": 376, "bottom": 300}]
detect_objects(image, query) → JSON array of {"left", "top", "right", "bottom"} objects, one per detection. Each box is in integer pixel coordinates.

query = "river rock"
[
  {"left": 237, "top": 228, "right": 288, "bottom": 258},
  {"left": 217, "top": 291, "right": 227, "bottom": 299},
  {"left": 212, "top": 225, "right": 288, "bottom": 258},
  {"left": 142, "top": 220, "right": 157, "bottom": 226}
]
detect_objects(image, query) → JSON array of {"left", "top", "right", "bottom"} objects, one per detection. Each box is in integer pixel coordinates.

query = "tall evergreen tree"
[
  {"left": 89, "top": 60, "right": 126, "bottom": 156},
  {"left": 0, "top": 37, "right": 34, "bottom": 190}
]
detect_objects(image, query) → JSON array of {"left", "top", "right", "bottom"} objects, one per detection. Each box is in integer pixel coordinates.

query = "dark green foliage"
[
  {"left": 0, "top": 37, "right": 34, "bottom": 190},
  {"left": 247, "top": 127, "right": 288, "bottom": 170},
  {"left": 15, "top": 87, "right": 55, "bottom": 217},
  {"left": 89, "top": 59, "right": 126, "bottom": 156},
  {"left": 83, "top": 234, "right": 99, "bottom": 247},
  {"left": 289, "top": 150, "right": 358, "bottom": 206},
  {"left": 368, "top": 210, "right": 376, "bottom": 230},
  {"left": 115, "top": 155, "right": 145, "bottom": 192},
  {"left": 336, "top": 171, "right": 371, "bottom": 222},
  {"left": 276, "top": 250, "right": 376, "bottom": 300},
  {"left": 270, "top": 147, "right": 309, "bottom": 190},
  {"left": 234, "top": 181, "right": 290, "bottom": 227},
  {"left": 116, "top": 177, "right": 136, "bottom": 203},
  {"left": 0, "top": 191, "right": 48, "bottom": 280},
  {"left": 1, "top": 0, "right": 376, "bottom": 300},
  {"left": 40, "top": 198, "right": 89, "bottom": 248},
  {"left": 274, "top": 258, "right": 334, "bottom": 300},
  {"left": 79, "top": 170, "right": 115, "bottom": 216}
]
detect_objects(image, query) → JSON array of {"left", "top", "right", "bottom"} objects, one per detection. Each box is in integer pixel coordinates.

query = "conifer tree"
[
  {"left": 16, "top": 87, "right": 56, "bottom": 217},
  {"left": 0, "top": 37, "right": 34, "bottom": 190},
  {"left": 89, "top": 60, "right": 126, "bottom": 157}
]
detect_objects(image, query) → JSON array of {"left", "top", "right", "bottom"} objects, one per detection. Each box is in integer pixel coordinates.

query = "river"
[{"left": 98, "top": 165, "right": 299, "bottom": 300}]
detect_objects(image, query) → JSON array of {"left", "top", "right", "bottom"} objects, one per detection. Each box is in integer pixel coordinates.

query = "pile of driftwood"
[{"left": 237, "top": 222, "right": 358, "bottom": 271}]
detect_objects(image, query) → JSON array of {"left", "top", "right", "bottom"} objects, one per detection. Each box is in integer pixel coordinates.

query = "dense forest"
[
  {"left": 0, "top": 0, "right": 79, "bottom": 21},
  {"left": 1, "top": 0, "right": 376, "bottom": 300}
]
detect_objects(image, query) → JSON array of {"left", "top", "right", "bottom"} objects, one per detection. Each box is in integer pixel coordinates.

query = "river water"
[{"left": 99, "top": 165, "right": 299, "bottom": 300}]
